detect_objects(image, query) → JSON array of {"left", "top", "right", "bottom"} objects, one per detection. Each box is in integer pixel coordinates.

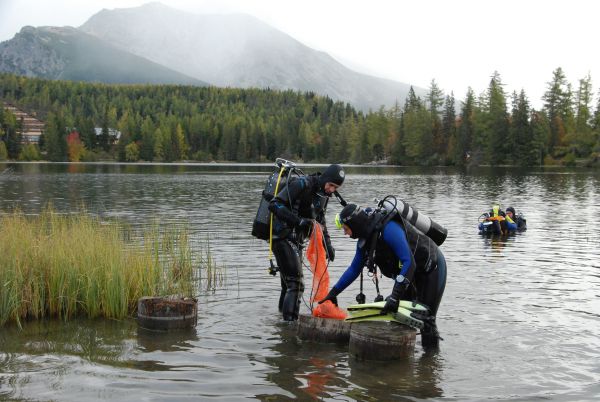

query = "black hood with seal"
[{"left": 318, "top": 164, "right": 345, "bottom": 189}]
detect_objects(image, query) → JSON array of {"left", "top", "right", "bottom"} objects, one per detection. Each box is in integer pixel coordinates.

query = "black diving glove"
[
  {"left": 381, "top": 276, "right": 410, "bottom": 315},
  {"left": 319, "top": 286, "right": 341, "bottom": 306}
]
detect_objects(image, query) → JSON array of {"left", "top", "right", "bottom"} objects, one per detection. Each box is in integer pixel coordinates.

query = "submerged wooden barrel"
[
  {"left": 297, "top": 314, "right": 351, "bottom": 343},
  {"left": 137, "top": 295, "right": 198, "bottom": 331},
  {"left": 349, "top": 321, "right": 416, "bottom": 361}
]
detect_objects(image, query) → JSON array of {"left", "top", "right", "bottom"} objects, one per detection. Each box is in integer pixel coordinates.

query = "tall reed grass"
[{"left": 0, "top": 208, "right": 216, "bottom": 327}]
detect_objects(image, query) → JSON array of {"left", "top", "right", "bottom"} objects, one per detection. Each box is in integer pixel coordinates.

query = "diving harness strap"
[
  {"left": 357, "top": 204, "right": 398, "bottom": 303},
  {"left": 268, "top": 164, "right": 286, "bottom": 275}
]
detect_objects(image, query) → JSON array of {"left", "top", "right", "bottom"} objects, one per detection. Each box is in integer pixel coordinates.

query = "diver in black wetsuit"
[
  {"left": 268, "top": 164, "right": 345, "bottom": 321},
  {"left": 320, "top": 203, "right": 447, "bottom": 347}
]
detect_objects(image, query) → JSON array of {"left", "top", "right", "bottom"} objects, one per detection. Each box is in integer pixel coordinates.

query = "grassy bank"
[{"left": 0, "top": 208, "right": 208, "bottom": 327}]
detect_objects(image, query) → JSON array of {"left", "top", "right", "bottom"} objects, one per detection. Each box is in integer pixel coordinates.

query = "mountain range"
[
  {"left": 0, "top": 2, "right": 424, "bottom": 111},
  {"left": 0, "top": 25, "right": 204, "bottom": 86}
]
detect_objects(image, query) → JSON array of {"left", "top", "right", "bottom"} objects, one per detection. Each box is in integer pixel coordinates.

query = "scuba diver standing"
[
  {"left": 320, "top": 198, "right": 447, "bottom": 348},
  {"left": 265, "top": 163, "right": 345, "bottom": 321}
]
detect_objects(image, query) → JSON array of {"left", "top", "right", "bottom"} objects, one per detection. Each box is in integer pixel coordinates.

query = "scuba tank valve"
[{"left": 275, "top": 158, "right": 296, "bottom": 169}]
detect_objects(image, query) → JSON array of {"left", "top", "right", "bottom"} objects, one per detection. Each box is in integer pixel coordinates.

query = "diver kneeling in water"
[
  {"left": 320, "top": 203, "right": 447, "bottom": 348},
  {"left": 268, "top": 164, "right": 345, "bottom": 321}
]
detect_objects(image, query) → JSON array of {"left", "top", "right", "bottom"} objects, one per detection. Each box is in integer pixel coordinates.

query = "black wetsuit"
[
  {"left": 268, "top": 174, "right": 332, "bottom": 321},
  {"left": 334, "top": 213, "right": 446, "bottom": 316},
  {"left": 370, "top": 216, "right": 447, "bottom": 316}
]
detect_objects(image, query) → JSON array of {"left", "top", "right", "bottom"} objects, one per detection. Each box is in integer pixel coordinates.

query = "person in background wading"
[
  {"left": 268, "top": 164, "right": 345, "bottom": 321},
  {"left": 320, "top": 203, "right": 447, "bottom": 348}
]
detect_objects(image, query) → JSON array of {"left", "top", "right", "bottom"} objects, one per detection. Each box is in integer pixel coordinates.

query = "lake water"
[{"left": 1, "top": 162, "right": 599, "bottom": 401}]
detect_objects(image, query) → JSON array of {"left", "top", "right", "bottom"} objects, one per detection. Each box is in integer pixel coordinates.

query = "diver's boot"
[
  {"left": 421, "top": 320, "right": 442, "bottom": 349},
  {"left": 281, "top": 277, "right": 304, "bottom": 321}
]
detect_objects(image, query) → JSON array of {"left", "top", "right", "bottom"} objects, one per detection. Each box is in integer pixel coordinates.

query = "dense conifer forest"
[{"left": 1, "top": 70, "right": 599, "bottom": 166}]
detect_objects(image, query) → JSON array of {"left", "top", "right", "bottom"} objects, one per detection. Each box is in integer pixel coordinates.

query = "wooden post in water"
[
  {"left": 297, "top": 314, "right": 351, "bottom": 343},
  {"left": 137, "top": 295, "right": 198, "bottom": 331},
  {"left": 349, "top": 321, "right": 416, "bottom": 361}
]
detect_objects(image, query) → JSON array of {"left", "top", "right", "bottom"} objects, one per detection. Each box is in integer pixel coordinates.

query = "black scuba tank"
[
  {"left": 251, "top": 159, "right": 301, "bottom": 241},
  {"left": 379, "top": 195, "right": 448, "bottom": 246}
]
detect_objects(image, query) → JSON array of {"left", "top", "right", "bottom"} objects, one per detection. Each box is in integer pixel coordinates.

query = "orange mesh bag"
[{"left": 306, "top": 223, "right": 347, "bottom": 320}]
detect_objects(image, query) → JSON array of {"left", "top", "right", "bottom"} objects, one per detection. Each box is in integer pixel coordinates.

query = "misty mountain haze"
[
  {"left": 80, "top": 2, "right": 424, "bottom": 110},
  {"left": 0, "top": 2, "right": 426, "bottom": 111},
  {"left": 0, "top": 25, "right": 205, "bottom": 85}
]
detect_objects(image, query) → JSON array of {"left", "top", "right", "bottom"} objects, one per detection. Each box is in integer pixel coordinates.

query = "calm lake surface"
[{"left": 1, "top": 162, "right": 599, "bottom": 401}]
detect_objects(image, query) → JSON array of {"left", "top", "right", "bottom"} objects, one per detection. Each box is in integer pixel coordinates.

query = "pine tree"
[
  {"left": 153, "top": 127, "right": 165, "bottom": 161},
  {"left": 99, "top": 108, "right": 111, "bottom": 152},
  {"left": 44, "top": 112, "right": 68, "bottom": 161},
  {"left": 173, "top": 123, "right": 188, "bottom": 160},
  {"left": 139, "top": 116, "right": 155, "bottom": 161},
  {"left": 531, "top": 111, "right": 550, "bottom": 165},
  {"left": 366, "top": 107, "right": 389, "bottom": 161},
  {"left": 3, "top": 110, "right": 21, "bottom": 159},
  {"left": 510, "top": 90, "right": 536, "bottom": 165},
  {"left": 455, "top": 88, "right": 476, "bottom": 166},
  {"left": 0, "top": 141, "right": 8, "bottom": 160},
  {"left": 573, "top": 74, "right": 594, "bottom": 155},
  {"left": 485, "top": 72, "right": 509, "bottom": 165},
  {"left": 592, "top": 91, "right": 600, "bottom": 153},
  {"left": 427, "top": 80, "right": 445, "bottom": 161},
  {"left": 543, "top": 67, "right": 574, "bottom": 155},
  {"left": 441, "top": 93, "right": 456, "bottom": 163}
]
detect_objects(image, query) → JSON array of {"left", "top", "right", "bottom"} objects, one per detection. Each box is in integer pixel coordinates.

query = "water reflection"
[
  {"left": 134, "top": 327, "right": 199, "bottom": 371},
  {"left": 0, "top": 319, "right": 136, "bottom": 365},
  {"left": 136, "top": 327, "right": 199, "bottom": 354},
  {"left": 1, "top": 163, "right": 599, "bottom": 401},
  {"left": 257, "top": 322, "right": 349, "bottom": 401},
  {"left": 257, "top": 322, "right": 444, "bottom": 401},
  {"left": 346, "top": 349, "right": 443, "bottom": 401},
  {"left": 479, "top": 231, "right": 525, "bottom": 253}
]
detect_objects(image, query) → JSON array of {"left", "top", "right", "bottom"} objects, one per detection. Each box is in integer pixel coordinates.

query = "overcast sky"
[{"left": 1, "top": 0, "right": 598, "bottom": 109}]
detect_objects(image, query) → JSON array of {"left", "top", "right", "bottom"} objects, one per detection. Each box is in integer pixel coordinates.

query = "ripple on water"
[{"left": 1, "top": 165, "right": 599, "bottom": 401}]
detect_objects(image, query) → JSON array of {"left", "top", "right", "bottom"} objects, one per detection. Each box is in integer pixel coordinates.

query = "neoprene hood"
[
  {"left": 319, "top": 164, "right": 345, "bottom": 188},
  {"left": 339, "top": 203, "right": 371, "bottom": 239}
]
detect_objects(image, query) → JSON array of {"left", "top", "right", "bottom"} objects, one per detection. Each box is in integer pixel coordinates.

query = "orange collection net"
[{"left": 306, "top": 223, "right": 346, "bottom": 320}]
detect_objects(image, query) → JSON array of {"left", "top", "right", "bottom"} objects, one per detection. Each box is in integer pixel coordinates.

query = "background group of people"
[
  {"left": 478, "top": 204, "right": 527, "bottom": 235},
  {"left": 264, "top": 163, "right": 447, "bottom": 348}
]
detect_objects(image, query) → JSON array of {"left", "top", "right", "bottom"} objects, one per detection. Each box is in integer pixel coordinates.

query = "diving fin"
[
  {"left": 345, "top": 306, "right": 425, "bottom": 329},
  {"left": 347, "top": 300, "right": 430, "bottom": 314},
  {"left": 344, "top": 308, "right": 382, "bottom": 319}
]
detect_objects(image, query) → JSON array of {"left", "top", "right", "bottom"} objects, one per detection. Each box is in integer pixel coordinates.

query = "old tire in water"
[{"left": 137, "top": 296, "right": 198, "bottom": 331}]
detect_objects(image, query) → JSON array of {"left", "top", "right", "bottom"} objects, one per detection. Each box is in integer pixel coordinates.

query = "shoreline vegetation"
[
  {"left": 0, "top": 208, "right": 223, "bottom": 328},
  {"left": 1, "top": 71, "right": 599, "bottom": 169},
  {"left": 2, "top": 160, "right": 599, "bottom": 169}
]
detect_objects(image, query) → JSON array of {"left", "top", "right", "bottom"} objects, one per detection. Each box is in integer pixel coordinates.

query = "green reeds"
[
  {"left": 0, "top": 208, "right": 207, "bottom": 327},
  {"left": 199, "top": 238, "right": 226, "bottom": 292}
]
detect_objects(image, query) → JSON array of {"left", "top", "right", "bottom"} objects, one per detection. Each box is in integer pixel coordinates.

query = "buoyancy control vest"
[
  {"left": 360, "top": 196, "right": 446, "bottom": 278},
  {"left": 365, "top": 211, "right": 440, "bottom": 279},
  {"left": 251, "top": 159, "right": 304, "bottom": 241},
  {"left": 269, "top": 174, "right": 329, "bottom": 242}
]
